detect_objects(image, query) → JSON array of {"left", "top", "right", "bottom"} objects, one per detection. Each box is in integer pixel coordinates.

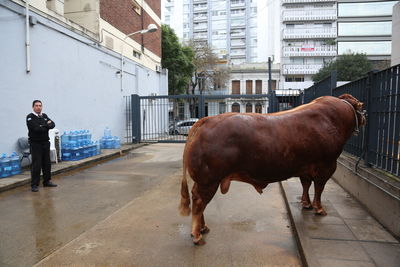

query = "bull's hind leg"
[
  {"left": 300, "top": 177, "right": 312, "bottom": 209},
  {"left": 191, "top": 182, "right": 219, "bottom": 245}
]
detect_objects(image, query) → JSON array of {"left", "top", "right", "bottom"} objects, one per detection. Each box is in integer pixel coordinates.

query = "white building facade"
[
  {"left": 181, "top": 0, "right": 258, "bottom": 65},
  {"left": 281, "top": 0, "right": 338, "bottom": 90}
]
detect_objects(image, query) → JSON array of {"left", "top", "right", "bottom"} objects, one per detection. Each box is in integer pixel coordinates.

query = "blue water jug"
[
  {"left": 61, "top": 131, "right": 70, "bottom": 149},
  {"left": 113, "top": 136, "right": 121, "bottom": 149},
  {"left": 104, "top": 127, "right": 111, "bottom": 138},
  {"left": 0, "top": 153, "right": 11, "bottom": 178},
  {"left": 10, "top": 152, "right": 21, "bottom": 175}
]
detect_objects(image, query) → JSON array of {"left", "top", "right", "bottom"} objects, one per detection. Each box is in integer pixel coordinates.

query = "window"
[
  {"left": 132, "top": 0, "right": 141, "bottom": 14},
  {"left": 338, "top": 41, "right": 391, "bottom": 55},
  {"left": 219, "top": 102, "right": 226, "bottom": 114},
  {"left": 246, "top": 80, "right": 253, "bottom": 94},
  {"left": 338, "top": 1, "right": 398, "bottom": 17},
  {"left": 246, "top": 103, "right": 252, "bottom": 113},
  {"left": 338, "top": 21, "right": 392, "bottom": 36},
  {"left": 255, "top": 103, "right": 262, "bottom": 113},
  {"left": 255, "top": 80, "right": 262, "bottom": 94},
  {"left": 285, "top": 76, "right": 304, "bottom": 82},
  {"left": 232, "top": 103, "right": 240, "bottom": 113},
  {"left": 232, "top": 80, "right": 240, "bottom": 94}
]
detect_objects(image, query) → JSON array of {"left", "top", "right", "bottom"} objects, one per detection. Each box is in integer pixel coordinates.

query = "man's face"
[{"left": 33, "top": 102, "right": 42, "bottom": 114}]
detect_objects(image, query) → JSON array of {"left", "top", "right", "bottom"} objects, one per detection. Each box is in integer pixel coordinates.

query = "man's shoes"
[
  {"left": 43, "top": 181, "right": 58, "bottom": 187},
  {"left": 31, "top": 186, "right": 39, "bottom": 192}
]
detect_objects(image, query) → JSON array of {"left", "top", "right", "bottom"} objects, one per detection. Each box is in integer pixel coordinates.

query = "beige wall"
[
  {"left": 392, "top": 2, "right": 400, "bottom": 66},
  {"left": 64, "top": 0, "right": 100, "bottom": 34}
]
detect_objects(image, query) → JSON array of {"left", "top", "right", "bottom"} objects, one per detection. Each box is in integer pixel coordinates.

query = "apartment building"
[
  {"left": 337, "top": 0, "right": 398, "bottom": 65},
  {"left": 281, "top": 0, "right": 338, "bottom": 90},
  {"left": 181, "top": 0, "right": 258, "bottom": 64},
  {"left": 392, "top": 2, "right": 400, "bottom": 66}
]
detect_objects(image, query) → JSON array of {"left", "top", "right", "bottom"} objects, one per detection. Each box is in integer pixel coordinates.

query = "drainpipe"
[
  {"left": 121, "top": 52, "right": 124, "bottom": 91},
  {"left": 25, "top": 0, "right": 31, "bottom": 72}
]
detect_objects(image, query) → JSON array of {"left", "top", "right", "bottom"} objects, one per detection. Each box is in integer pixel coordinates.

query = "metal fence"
[
  {"left": 306, "top": 65, "right": 400, "bottom": 176},
  {"left": 126, "top": 94, "right": 270, "bottom": 143}
]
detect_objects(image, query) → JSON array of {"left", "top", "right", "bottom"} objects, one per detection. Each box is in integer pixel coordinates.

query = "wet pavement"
[{"left": 0, "top": 144, "right": 301, "bottom": 266}]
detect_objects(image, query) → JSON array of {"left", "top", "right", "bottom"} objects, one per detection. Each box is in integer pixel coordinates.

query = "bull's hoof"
[
  {"left": 200, "top": 225, "right": 210, "bottom": 234},
  {"left": 315, "top": 208, "right": 327, "bottom": 216},
  {"left": 192, "top": 235, "right": 206, "bottom": 246},
  {"left": 301, "top": 202, "right": 313, "bottom": 210}
]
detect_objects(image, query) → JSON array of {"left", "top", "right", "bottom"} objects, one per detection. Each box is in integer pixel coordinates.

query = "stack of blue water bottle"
[
  {"left": 100, "top": 127, "right": 121, "bottom": 149},
  {"left": 0, "top": 152, "right": 21, "bottom": 178},
  {"left": 61, "top": 130, "right": 101, "bottom": 161}
]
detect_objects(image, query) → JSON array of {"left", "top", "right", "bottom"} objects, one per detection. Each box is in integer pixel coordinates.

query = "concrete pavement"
[
  {"left": 0, "top": 143, "right": 398, "bottom": 266},
  {"left": 282, "top": 179, "right": 400, "bottom": 267},
  {"left": 0, "top": 143, "right": 301, "bottom": 266}
]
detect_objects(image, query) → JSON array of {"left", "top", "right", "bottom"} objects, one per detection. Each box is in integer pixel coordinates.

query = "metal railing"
[{"left": 303, "top": 65, "right": 400, "bottom": 177}]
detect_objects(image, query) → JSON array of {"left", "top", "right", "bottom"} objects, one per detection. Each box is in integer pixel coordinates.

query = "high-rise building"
[
  {"left": 337, "top": 0, "right": 398, "bottom": 65},
  {"left": 392, "top": 2, "right": 400, "bottom": 66},
  {"left": 281, "top": 0, "right": 338, "bottom": 90},
  {"left": 181, "top": 0, "right": 258, "bottom": 64}
]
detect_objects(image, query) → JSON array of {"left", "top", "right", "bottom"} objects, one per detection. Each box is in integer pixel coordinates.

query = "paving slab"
[{"left": 281, "top": 178, "right": 400, "bottom": 267}]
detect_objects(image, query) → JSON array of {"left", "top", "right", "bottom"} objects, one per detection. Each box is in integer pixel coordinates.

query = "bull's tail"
[{"left": 179, "top": 160, "right": 191, "bottom": 216}]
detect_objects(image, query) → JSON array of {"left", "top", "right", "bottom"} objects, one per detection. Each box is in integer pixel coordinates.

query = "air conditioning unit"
[{"left": 156, "top": 65, "right": 162, "bottom": 73}]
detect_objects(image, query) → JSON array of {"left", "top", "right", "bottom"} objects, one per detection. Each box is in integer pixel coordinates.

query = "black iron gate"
[{"left": 125, "top": 91, "right": 303, "bottom": 143}]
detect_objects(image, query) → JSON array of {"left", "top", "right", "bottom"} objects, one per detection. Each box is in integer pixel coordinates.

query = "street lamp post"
[{"left": 120, "top": 24, "right": 157, "bottom": 91}]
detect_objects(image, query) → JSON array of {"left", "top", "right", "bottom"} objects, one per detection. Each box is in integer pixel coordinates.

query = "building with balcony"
[
  {"left": 392, "top": 2, "right": 400, "bottom": 66},
  {"left": 281, "top": 0, "right": 338, "bottom": 90},
  {"left": 179, "top": 0, "right": 258, "bottom": 65},
  {"left": 337, "top": 0, "right": 398, "bottom": 65}
]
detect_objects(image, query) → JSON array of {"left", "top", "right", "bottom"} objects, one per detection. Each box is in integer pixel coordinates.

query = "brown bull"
[{"left": 179, "top": 94, "right": 366, "bottom": 245}]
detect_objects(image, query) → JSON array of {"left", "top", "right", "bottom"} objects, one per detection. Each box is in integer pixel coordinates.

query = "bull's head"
[{"left": 339, "top": 94, "right": 367, "bottom": 134}]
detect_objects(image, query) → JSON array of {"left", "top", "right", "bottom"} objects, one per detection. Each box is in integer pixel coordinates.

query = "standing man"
[{"left": 27, "top": 100, "right": 58, "bottom": 192}]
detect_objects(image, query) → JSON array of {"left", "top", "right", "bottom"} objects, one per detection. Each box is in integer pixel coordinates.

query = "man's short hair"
[{"left": 32, "top": 100, "right": 42, "bottom": 107}]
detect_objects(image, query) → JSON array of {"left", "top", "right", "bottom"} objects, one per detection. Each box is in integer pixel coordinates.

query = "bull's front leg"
[
  {"left": 300, "top": 177, "right": 312, "bottom": 209},
  {"left": 312, "top": 179, "right": 328, "bottom": 216}
]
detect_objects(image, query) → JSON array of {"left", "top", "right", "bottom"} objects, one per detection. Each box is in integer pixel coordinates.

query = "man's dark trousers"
[{"left": 30, "top": 141, "right": 51, "bottom": 187}]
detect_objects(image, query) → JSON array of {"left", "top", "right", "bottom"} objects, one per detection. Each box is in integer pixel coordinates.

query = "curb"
[{"left": 279, "top": 181, "right": 309, "bottom": 267}]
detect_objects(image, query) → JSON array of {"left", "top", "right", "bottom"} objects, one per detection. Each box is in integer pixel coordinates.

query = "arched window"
[
  {"left": 232, "top": 103, "right": 240, "bottom": 113},
  {"left": 246, "top": 103, "right": 253, "bottom": 113},
  {"left": 255, "top": 103, "right": 262, "bottom": 113}
]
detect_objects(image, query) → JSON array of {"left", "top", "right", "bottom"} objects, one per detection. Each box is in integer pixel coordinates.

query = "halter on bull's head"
[{"left": 339, "top": 94, "right": 367, "bottom": 135}]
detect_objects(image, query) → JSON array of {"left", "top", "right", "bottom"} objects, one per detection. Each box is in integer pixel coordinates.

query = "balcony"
[
  {"left": 283, "top": 28, "right": 337, "bottom": 39},
  {"left": 231, "top": 41, "right": 246, "bottom": 48},
  {"left": 283, "top": 64, "right": 323, "bottom": 75},
  {"left": 193, "top": 15, "right": 208, "bottom": 22},
  {"left": 230, "top": 31, "right": 246, "bottom": 38},
  {"left": 193, "top": 5, "right": 207, "bottom": 12},
  {"left": 283, "top": 46, "right": 337, "bottom": 57},
  {"left": 282, "top": 0, "right": 336, "bottom": 4},
  {"left": 283, "top": 9, "right": 337, "bottom": 21},
  {"left": 193, "top": 33, "right": 208, "bottom": 40},
  {"left": 230, "top": 2, "right": 245, "bottom": 8},
  {"left": 193, "top": 0, "right": 207, "bottom": 3},
  {"left": 193, "top": 24, "right": 207, "bottom": 31}
]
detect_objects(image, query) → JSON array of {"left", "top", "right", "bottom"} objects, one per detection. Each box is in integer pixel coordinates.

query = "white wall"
[{"left": 0, "top": 3, "right": 167, "bottom": 155}]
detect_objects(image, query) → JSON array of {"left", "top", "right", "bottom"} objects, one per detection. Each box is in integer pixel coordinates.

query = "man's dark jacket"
[{"left": 26, "top": 113, "right": 56, "bottom": 142}]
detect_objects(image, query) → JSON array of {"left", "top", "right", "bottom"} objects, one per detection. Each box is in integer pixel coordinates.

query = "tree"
[
  {"left": 186, "top": 40, "right": 229, "bottom": 95},
  {"left": 161, "top": 25, "right": 194, "bottom": 95},
  {"left": 312, "top": 53, "right": 373, "bottom": 83}
]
